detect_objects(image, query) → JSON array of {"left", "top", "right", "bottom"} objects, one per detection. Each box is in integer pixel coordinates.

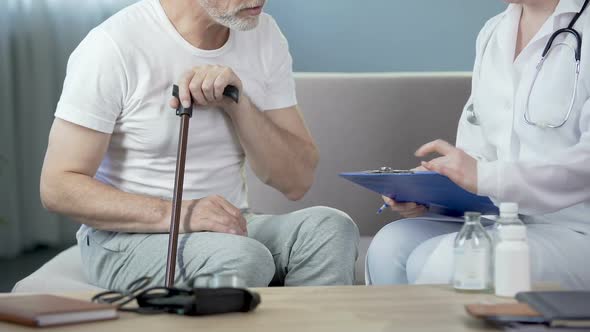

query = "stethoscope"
[{"left": 467, "top": 0, "right": 589, "bottom": 129}]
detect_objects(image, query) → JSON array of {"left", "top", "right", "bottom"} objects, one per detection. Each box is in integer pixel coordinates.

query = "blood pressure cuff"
[{"left": 135, "top": 287, "right": 260, "bottom": 316}]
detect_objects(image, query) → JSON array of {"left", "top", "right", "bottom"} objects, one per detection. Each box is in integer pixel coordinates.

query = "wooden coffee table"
[{"left": 0, "top": 285, "right": 514, "bottom": 331}]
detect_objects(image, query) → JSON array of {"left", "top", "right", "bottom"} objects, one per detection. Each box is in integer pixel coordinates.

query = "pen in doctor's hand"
[{"left": 376, "top": 203, "right": 389, "bottom": 215}]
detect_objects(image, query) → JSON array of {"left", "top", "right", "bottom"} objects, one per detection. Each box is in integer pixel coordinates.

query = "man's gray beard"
[{"left": 199, "top": 0, "right": 263, "bottom": 31}]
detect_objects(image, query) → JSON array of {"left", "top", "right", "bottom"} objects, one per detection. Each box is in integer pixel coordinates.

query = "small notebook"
[
  {"left": 0, "top": 294, "right": 118, "bottom": 327},
  {"left": 516, "top": 291, "right": 590, "bottom": 328},
  {"left": 465, "top": 303, "right": 548, "bottom": 324}
]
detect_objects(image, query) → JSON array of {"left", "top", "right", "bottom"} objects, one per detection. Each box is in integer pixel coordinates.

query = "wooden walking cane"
[{"left": 165, "top": 84, "right": 240, "bottom": 288}]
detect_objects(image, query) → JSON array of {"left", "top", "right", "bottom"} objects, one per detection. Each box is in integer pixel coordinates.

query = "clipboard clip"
[{"left": 363, "top": 167, "right": 415, "bottom": 174}]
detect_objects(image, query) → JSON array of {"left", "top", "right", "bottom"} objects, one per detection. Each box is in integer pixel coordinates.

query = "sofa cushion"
[{"left": 12, "top": 246, "right": 104, "bottom": 293}]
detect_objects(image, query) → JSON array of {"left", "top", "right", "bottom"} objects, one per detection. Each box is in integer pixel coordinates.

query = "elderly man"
[{"left": 40, "top": 0, "right": 358, "bottom": 289}]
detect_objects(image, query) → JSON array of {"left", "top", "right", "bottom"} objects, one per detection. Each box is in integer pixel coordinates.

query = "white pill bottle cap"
[{"left": 499, "top": 202, "right": 519, "bottom": 218}]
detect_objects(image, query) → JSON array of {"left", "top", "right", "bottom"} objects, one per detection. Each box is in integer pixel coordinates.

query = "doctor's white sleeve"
[{"left": 477, "top": 98, "right": 590, "bottom": 215}]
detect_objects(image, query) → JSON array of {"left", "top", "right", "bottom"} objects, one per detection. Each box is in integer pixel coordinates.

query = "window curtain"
[{"left": 0, "top": 0, "right": 137, "bottom": 257}]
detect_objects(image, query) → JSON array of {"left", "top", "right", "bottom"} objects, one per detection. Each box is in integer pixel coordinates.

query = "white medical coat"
[{"left": 457, "top": 0, "right": 590, "bottom": 234}]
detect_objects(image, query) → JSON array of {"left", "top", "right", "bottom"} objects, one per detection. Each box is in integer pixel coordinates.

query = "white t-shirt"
[{"left": 55, "top": 0, "right": 297, "bottom": 211}]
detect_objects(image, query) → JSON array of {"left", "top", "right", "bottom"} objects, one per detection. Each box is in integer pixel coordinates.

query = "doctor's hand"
[
  {"left": 415, "top": 139, "right": 478, "bottom": 194},
  {"left": 381, "top": 165, "right": 428, "bottom": 218},
  {"left": 170, "top": 65, "right": 244, "bottom": 112},
  {"left": 176, "top": 195, "right": 248, "bottom": 236},
  {"left": 382, "top": 196, "right": 427, "bottom": 218}
]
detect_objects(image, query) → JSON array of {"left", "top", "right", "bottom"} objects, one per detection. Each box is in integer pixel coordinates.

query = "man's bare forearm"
[
  {"left": 41, "top": 172, "right": 171, "bottom": 233},
  {"left": 228, "top": 98, "right": 319, "bottom": 200}
]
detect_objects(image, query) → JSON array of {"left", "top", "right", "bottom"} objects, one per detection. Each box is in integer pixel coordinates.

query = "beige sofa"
[{"left": 13, "top": 72, "right": 471, "bottom": 292}]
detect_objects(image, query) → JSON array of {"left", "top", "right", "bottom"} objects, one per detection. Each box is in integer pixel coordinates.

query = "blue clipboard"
[{"left": 339, "top": 170, "right": 498, "bottom": 215}]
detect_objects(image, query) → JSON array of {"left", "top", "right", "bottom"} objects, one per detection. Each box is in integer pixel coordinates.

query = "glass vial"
[{"left": 453, "top": 212, "right": 493, "bottom": 292}]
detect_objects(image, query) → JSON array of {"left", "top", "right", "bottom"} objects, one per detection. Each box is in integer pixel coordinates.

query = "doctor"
[{"left": 365, "top": 0, "right": 590, "bottom": 289}]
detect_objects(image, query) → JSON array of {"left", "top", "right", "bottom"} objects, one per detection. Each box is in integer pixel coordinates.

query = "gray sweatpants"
[{"left": 78, "top": 206, "right": 359, "bottom": 290}]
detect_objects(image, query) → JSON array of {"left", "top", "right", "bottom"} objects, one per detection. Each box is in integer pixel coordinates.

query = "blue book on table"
[{"left": 339, "top": 171, "right": 498, "bottom": 215}]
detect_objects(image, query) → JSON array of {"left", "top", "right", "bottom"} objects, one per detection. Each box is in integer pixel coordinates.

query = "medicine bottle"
[
  {"left": 492, "top": 202, "right": 524, "bottom": 247},
  {"left": 494, "top": 225, "right": 531, "bottom": 297}
]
